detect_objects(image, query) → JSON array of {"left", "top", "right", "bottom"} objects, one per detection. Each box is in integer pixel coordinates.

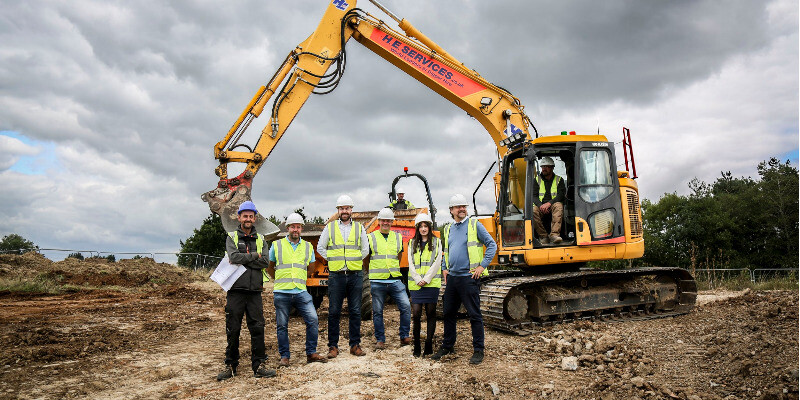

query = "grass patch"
[
  {"left": 696, "top": 272, "right": 798, "bottom": 291},
  {"left": 0, "top": 274, "right": 65, "bottom": 294}
]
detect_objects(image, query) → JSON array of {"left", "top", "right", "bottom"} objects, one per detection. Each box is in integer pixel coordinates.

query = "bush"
[
  {"left": 67, "top": 252, "right": 84, "bottom": 260},
  {"left": 0, "top": 234, "right": 37, "bottom": 254}
]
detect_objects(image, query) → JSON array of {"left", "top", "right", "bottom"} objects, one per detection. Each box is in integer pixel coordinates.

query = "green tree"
[
  {"left": 67, "top": 252, "right": 84, "bottom": 260},
  {"left": 0, "top": 234, "right": 37, "bottom": 254},
  {"left": 178, "top": 213, "right": 227, "bottom": 268}
]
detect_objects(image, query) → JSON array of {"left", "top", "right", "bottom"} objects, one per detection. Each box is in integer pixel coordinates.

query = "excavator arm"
[{"left": 202, "top": 0, "right": 534, "bottom": 235}]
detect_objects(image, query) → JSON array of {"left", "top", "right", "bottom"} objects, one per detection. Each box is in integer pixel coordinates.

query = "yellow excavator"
[{"left": 202, "top": 0, "right": 696, "bottom": 333}]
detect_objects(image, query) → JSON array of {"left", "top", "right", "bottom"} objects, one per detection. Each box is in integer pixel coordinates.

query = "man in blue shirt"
[{"left": 431, "top": 194, "right": 497, "bottom": 365}]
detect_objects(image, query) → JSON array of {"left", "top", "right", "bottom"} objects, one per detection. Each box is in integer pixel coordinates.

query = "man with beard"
[
  {"left": 317, "top": 195, "right": 370, "bottom": 358},
  {"left": 217, "top": 201, "right": 276, "bottom": 380},
  {"left": 266, "top": 213, "right": 328, "bottom": 367},
  {"left": 431, "top": 194, "right": 496, "bottom": 365}
]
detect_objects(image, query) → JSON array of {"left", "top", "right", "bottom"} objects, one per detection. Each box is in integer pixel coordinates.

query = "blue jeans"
[
  {"left": 273, "top": 291, "right": 319, "bottom": 359},
  {"left": 442, "top": 275, "right": 484, "bottom": 351},
  {"left": 327, "top": 271, "right": 362, "bottom": 348},
  {"left": 370, "top": 280, "right": 411, "bottom": 342}
]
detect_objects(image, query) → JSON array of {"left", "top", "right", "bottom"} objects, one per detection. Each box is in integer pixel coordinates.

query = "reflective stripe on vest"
[
  {"left": 536, "top": 175, "right": 562, "bottom": 203},
  {"left": 408, "top": 237, "right": 442, "bottom": 290},
  {"left": 326, "top": 220, "right": 363, "bottom": 271},
  {"left": 368, "top": 231, "right": 402, "bottom": 279},
  {"left": 227, "top": 231, "right": 269, "bottom": 282},
  {"left": 442, "top": 219, "right": 488, "bottom": 276},
  {"left": 273, "top": 238, "right": 313, "bottom": 290}
]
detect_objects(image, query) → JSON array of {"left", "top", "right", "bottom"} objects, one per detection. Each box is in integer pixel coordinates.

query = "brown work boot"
[
  {"left": 549, "top": 234, "right": 562, "bottom": 244},
  {"left": 539, "top": 235, "right": 550, "bottom": 245},
  {"left": 375, "top": 341, "right": 386, "bottom": 350},
  {"left": 278, "top": 357, "right": 290, "bottom": 368},
  {"left": 327, "top": 346, "right": 339, "bottom": 359},
  {"left": 400, "top": 337, "right": 412, "bottom": 347},
  {"left": 306, "top": 353, "right": 328, "bottom": 364},
  {"left": 350, "top": 345, "right": 366, "bottom": 356}
]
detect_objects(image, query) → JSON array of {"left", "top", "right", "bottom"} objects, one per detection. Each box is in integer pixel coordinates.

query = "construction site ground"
[{"left": 0, "top": 253, "right": 797, "bottom": 400}]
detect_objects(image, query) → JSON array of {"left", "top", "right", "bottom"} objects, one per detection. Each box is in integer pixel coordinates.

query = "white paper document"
[{"left": 210, "top": 256, "right": 246, "bottom": 292}]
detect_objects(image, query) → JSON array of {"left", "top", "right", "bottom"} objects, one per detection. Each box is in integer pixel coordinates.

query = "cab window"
[{"left": 578, "top": 150, "right": 613, "bottom": 203}]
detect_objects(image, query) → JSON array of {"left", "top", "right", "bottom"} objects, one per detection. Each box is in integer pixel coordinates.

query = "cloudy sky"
[{"left": 1, "top": 0, "right": 797, "bottom": 259}]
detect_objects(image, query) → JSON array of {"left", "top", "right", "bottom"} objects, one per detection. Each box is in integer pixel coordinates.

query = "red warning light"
[
  {"left": 569, "top": 131, "right": 576, "bottom": 135},
  {"left": 404, "top": 167, "right": 409, "bottom": 172}
]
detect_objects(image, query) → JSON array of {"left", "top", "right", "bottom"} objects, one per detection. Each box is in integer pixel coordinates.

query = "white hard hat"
[
  {"left": 414, "top": 213, "right": 432, "bottom": 226},
  {"left": 540, "top": 156, "right": 555, "bottom": 167},
  {"left": 377, "top": 207, "right": 395, "bottom": 220},
  {"left": 336, "top": 194, "right": 354, "bottom": 207},
  {"left": 448, "top": 193, "right": 469, "bottom": 208},
  {"left": 395, "top": 186, "right": 405, "bottom": 194},
  {"left": 285, "top": 212, "right": 304, "bottom": 226}
]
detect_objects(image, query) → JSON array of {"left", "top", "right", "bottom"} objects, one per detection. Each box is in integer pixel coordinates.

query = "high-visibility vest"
[
  {"left": 368, "top": 231, "right": 402, "bottom": 279},
  {"left": 273, "top": 238, "right": 313, "bottom": 291},
  {"left": 326, "top": 220, "right": 364, "bottom": 271},
  {"left": 408, "top": 237, "right": 442, "bottom": 290},
  {"left": 442, "top": 218, "right": 489, "bottom": 276},
  {"left": 389, "top": 199, "right": 414, "bottom": 210},
  {"left": 535, "top": 175, "right": 562, "bottom": 203},
  {"left": 227, "top": 231, "right": 270, "bottom": 283}
]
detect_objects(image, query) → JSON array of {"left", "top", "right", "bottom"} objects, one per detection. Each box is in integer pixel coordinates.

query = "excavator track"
[{"left": 441, "top": 267, "right": 697, "bottom": 335}]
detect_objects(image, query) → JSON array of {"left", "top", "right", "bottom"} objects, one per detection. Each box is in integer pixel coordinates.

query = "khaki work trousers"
[{"left": 532, "top": 202, "right": 563, "bottom": 238}]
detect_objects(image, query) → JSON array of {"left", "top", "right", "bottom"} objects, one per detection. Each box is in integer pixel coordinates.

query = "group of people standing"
[{"left": 216, "top": 192, "right": 496, "bottom": 381}]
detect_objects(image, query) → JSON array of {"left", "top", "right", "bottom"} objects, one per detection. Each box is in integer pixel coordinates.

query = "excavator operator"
[
  {"left": 532, "top": 157, "right": 566, "bottom": 245},
  {"left": 389, "top": 187, "right": 415, "bottom": 210}
]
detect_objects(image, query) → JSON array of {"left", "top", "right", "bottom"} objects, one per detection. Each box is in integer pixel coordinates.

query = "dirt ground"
[{"left": 0, "top": 253, "right": 797, "bottom": 400}]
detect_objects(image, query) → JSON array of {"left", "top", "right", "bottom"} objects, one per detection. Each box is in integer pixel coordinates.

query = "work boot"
[
  {"left": 350, "top": 345, "right": 366, "bottom": 356},
  {"left": 430, "top": 347, "right": 454, "bottom": 361},
  {"left": 306, "top": 353, "right": 328, "bottom": 364},
  {"left": 413, "top": 341, "right": 421, "bottom": 358},
  {"left": 278, "top": 357, "right": 290, "bottom": 368},
  {"left": 375, "top": 341, "right": 386, "bottom": 350},
  {"left": 253, "top": 363, "right": 277, "bottom": 378},
  {"left": 423, "top": 340, "right": 434, "bottom": 357},
  {"left": 216, "top": 364, "right": 236, "bottom": 381},
  {"left": 539, "top": 235, "right": 550, "bottom": 245},
  {"left": 327, "top": 346, "right": 339, "bottom": 359},
  {"left": 469, "top": 350, "right": 485, "bottom": 365},
  {"left": 549, "top": 234, "right": 562, "bottom": 244},
  {"left": 400, "top": 337, "right": 413, "bottom": 347}
]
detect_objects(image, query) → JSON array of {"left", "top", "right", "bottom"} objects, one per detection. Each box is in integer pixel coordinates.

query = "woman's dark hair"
[{"left": 411, "top": 221, "right": 434, "bottom": 254}]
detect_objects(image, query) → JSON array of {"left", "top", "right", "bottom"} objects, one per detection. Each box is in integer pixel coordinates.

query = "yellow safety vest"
[
  {"left": 536, "top": 175, "right": 562, "bottom": 203},
  {"left": 273, "top": 238, "right": 313, "bottom": 291},
  {"left": 326, "top": 220, "right": 363, "bottom": 271},
  {"left": 442, "top": 219, "right": 488, "bottom": 276},
  {"left": 408, "top": 237, "right": 442, "bottom": 290},
  {"left": 227, "top": 231, "right": 270, "bottom": 283},
  {"left": 368, "top": 231, "right": 402, "bottom": 280}
]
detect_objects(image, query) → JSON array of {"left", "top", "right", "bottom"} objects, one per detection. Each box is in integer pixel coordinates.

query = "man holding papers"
[{"left": 217, "top": 201, "right": 276, "bottom": 381}]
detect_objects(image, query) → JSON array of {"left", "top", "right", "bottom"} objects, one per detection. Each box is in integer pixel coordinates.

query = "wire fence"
[
  {"left": 0, "top": 248, "right": 224, "bottom": 271},
  {"left": 692, "top": 268, "right": 799, "bottom": 289}
]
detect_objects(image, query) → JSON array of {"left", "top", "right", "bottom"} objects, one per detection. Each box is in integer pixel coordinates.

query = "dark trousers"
[
  {"left": 327, "top": 271, "right": 362, "bottom": 348},
  {"left": 224, "top": 290, "right": 266, "bottom": 371},
  {"left": 441, "top": 275, "right": 484, "bottom": 351}
]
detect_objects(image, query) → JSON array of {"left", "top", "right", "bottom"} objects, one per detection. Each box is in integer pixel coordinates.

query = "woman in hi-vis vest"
[{"left": 407, "top": 213, "right": 443, "bottom": 357}]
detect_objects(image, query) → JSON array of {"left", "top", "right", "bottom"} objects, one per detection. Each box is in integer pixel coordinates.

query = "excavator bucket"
[{"left": 201, "top": 177, "right": 280, "bottom": 240}]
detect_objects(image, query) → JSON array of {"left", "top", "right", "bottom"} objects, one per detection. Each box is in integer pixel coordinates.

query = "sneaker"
[
  {"left": 539, "top": 236, "right": 550, "bottom": 245},
  {"left": 469, "top": 350, "right": 484, "bottom": 365},
  {"left": 349, "top": 345, "right": 366, "bottom": 356},
  {"left": 430, "top": 347, "right": 454, "bottom": 361},
  {"left": 306, "top": 353, "right": 328, "bottom": 364},
  {"left": 278, "top": 357, "right": 290, "bottom": 368},
  {"left": 253, "top": 363, "right": 277, "bottom": 378},
  {"left": 327, "top": 346, "right": 339, "bottom": 359},
  {"left": 549, "top": 234, "right": 562, "bottom": 244},
  {"left": 216, "top": 365, "right": 236, "bottom": 381}
]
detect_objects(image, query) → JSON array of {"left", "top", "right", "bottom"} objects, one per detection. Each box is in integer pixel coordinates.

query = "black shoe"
[
  {"left": 423, "top": 340, "right": 433, "bottom": 356},
  {"left": 430, "top": 347, "right": 454, "bottom": 361},
  {"left": 469, "top": 350, "right": 484, "bottom": 365},
  {"left": 216, "top": 365, "right": 236, "bottom": 381},
  {"left": 253, "top": 363, "right": 277, "bottom": 378},
  {"left": 413, "top": 341, "right": 421, "bottom": 358}
]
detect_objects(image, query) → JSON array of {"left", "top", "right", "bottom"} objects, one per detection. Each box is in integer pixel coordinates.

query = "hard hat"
[
  {"left": 540, "top": 156, "right": 555, "bottom": 167},
  {"left": 336, "top": 194, "right": 354, "bottom": 208},
  {"left": 377, "top": 207, "right": 395, "bottom": 220},
  {"left": 448, "top": 193, "right": 469, "bottom": 208},
  {"left": 414, "top": 213, "right": 432, "bottom": 227},
  {"left": 395, "top": 186, "right": 405, "bottom": 194},
  {"left": 237, "top": 201, "right": 258, "bottom": 215},
  {"left": 285, "top": 212, "right": 304, "bottom": 226}
]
